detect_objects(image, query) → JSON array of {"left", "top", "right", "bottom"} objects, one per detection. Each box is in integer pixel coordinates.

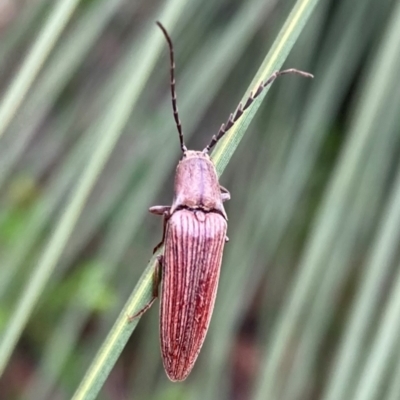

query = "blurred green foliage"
[{"left": 0, "top": 0, "right": 400, "bottom": 399}]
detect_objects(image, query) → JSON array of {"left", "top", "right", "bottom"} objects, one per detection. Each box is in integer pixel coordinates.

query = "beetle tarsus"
[{"left": 127, "top": 297, "right": 157, "bottom": 321}]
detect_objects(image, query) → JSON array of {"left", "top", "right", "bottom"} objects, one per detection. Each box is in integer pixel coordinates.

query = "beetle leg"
[
  {"left": 220, "top": 186, "right": 231, "bottom": 202},
  {"left": 149, "top": 205, "right": 171, "bottom": 215},
  {"left": 153, "top": 255, "right": 163, "bottom": 296},
  {"left": 127, "top": 256, "right": 163, "bottom": 321},
  {"left": 153, "top": 210, "right": 170, "bottom": 253},
  {"left": 149, "top": 205, "right": 171, "bottom": 253}
]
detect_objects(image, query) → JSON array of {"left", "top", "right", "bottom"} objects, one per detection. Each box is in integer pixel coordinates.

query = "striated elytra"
[
  {"left": 150, "top": 150, "right": 229, "bottom": 381},
  {"left": 132, "top": 21, "right": 313, "bottom": 381}
]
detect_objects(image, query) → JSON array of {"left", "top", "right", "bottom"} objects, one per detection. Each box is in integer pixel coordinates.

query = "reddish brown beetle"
[{"left": 143, "top": 22, "right": 313, "bottom": 381}]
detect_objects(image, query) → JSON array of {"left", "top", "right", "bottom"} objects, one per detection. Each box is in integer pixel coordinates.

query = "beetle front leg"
[
  {"left": 149, "top": 205, "right": 171, "bottom": 215},
  {"left": 220, "top": 186, "right": 231, "bottom": 202},
  {"left": 127, "top": 256, "right": 163, "bottom": 321}
]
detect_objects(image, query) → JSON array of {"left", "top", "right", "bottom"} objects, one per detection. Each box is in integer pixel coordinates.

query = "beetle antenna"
[
  {"left": 203, "top": 68, "right": 313, "bottom": 153},
  {"left": 157, "top": 22, "right": 187, "bottom": 153}
]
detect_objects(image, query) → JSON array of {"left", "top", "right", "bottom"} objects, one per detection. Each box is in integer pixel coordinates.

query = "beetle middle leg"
[
  {"left": 149, "top": 205, "right": 170, "bottom": 253},
  {"left": 128, "top": 256, "right": 163, "bottom": 321}
]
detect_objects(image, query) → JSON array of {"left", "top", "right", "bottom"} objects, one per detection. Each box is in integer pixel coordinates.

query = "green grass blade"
[
  {"left": 253, "top": 0, "right": 400, "bottom": 397},
  {"left": 321, "top": 2, "right": 400, "bottom": 398},
  {"left": 386, "top": 343, "right": 400, "bottom": 400},
  {"left": 0, "top": 0, "right": 82, "bottom": 139},
  {"left": 0, "top": 0, "right": 190, "bottom": 376},
  {"left": 2, "top": 0, "right": 399, "bottom": 398},
  {"left": 0, "top": 0, "right": 49, "bottom": 72},
  {"left": 0, "top": 0, "right": 124, "bottom": 190},
  {"left": 70, "top": 0, "right": 317, "bottom": 397},
  {"left": 71, "top": 255, "right": 159, "bottom": 400},
  {"left": 352, "top": 256, "right": 400, "bottom": 400},
  {"left": 212, "top": 0, "right": 319, "bottom": 175}
]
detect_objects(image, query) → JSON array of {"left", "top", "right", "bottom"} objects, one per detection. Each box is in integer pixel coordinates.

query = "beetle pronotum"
[{"left": 138, "top": 22, "right": 313, "bottom": 382}]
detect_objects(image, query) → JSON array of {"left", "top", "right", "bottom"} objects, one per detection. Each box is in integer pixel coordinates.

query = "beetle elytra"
[{"left": 138, "top": 22, "right": 313, "bottom": 382}]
